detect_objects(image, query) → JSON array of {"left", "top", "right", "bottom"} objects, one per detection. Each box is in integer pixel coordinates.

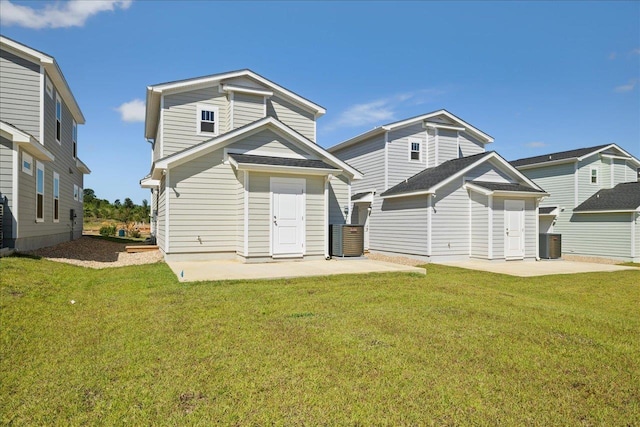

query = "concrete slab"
[
  {"left": 167, "top": 258, "right": 426, "bottom": 282},
  {"left": 436, "top": 259, "right": 639, "bottom": 277}
]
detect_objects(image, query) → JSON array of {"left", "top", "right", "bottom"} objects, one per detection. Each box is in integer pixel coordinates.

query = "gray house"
[
  {"left": 329, "top": 110, "right": 547, "bottom": 262},
  {"left": 141, "top": 70, "right": 361, "bottom": 262},
  {"left": 0, "top": 36, "right": 90, "bottom": 252},
  {"left": 512, "top": 144, "right": 640, "bottom": 263}
]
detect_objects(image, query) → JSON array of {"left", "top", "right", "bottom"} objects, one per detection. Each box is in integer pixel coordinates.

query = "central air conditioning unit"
[{"left": 330, "top": 224, "right": 364, "bottom": 257}]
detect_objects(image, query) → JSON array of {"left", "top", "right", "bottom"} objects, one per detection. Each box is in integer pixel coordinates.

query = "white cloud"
[
  {"left": 631, "top": 48, "right": 640, "bottom": 55},
  {"left": 0, "top": 0, "right": 132, "bottom": 29},
  {"left": 115, "top": 99, "right": 145, "bottom": 123},
  {"left": 325, "top": 89, "right": 442, "bottom": 131},
  {"left": 608, "top": 52, "right": 617, "bottom": 60},
  {"left": 524, "top": 142, "right": 548, "bottom": 148},
  {"left": 614, "top": 79, "right": 637, "bottom": 93}
]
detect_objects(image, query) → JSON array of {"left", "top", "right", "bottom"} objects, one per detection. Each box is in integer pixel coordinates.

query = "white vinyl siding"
[
  {"left": 156, "top": 177, "right": 166, "bottom": 251},
  {"left": 370, "top": 195, "right": 429, "bottom": 256},
  {"left": 328, "top": 174, "right": 349, "bottom": 225},
  {"left": 578, "top": 157, "right": 601, "bottom": 205},
  {"left": 437, "top": 129, "right": 459, "bottom": 165},
  {"left": 431, "top": 180, "right": 469, "bottom": 257},
  {"left": 333, "top": 134, "right": 385, "bottom": 195},
  {"left": 387, "top": 124, "right": 427, "bottom": 188},
  {"left": 0, "top": 48, "right": 41, "bottom": 140},
  {"left": 470, "top": 191, "right": 488, "bottom": 259},
  {"left": 267, "top": 95, "right": 316, "bottom": 142},
  {"left": 233, "top": 93, "right": 264, "bottom": 128},
  {"left": 162, "top": 87, "right": 229, "bottom": 156},
  {"left": 612, "top": 159, "right": 627, "bottom": 185},
  {"left": 562, "top": 213, "right": 632, "bottom": 259},
  {"left": 466, "top": 161, "right": 514, "bottom": 183},
  {"left": 237, "top": 171, "right": 245, "bottom": 255},
  {"left": 458, "top": 132, "right": 485, "bottom": 157},
  {"left": 228, "top": 129, "right": 312, "bottom": 159},
  {"left": 521, "top": 162, "right": 575, "bottom": 210}
]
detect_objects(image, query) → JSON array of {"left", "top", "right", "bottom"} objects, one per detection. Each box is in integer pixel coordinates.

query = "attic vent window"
[{"left": 197, "top": 105, "right": 219, "bottom": 136}]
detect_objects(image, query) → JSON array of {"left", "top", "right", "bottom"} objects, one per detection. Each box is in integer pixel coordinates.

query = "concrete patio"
[
  {"left": 436, "top": 259, "right": 638, "bottom": 277},
  {"left": 167, "top": 258, "right": 426, "bottom": 282}
]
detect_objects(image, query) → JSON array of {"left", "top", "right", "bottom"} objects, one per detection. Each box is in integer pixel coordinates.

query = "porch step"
[{"left": 125, "top": 245, "right": 159, "bottom": 253}]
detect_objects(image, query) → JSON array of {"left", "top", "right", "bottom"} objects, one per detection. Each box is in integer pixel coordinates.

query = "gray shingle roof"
[
  {"left": 380, "top": 152, "right": 491, "bottom": 197},
  {"left": 574, "top": 182, "right": 640, "bottom": 212},
  {"left": 511, "top": 144, "right": 611, "bottom": 167},
  {"left": 469, "top": 181, "right": 545, "bottom": 193},
  {"left": 539, "top": 206, "right": 558, "bottom": 215},
  {"left": 228, "top": 153, "right": 339, "bottom": 170},
  {"left": 351, "top": 192, "right": 372, "bottom": 201}
]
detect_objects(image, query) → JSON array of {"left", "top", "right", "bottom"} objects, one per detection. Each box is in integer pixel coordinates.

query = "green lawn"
[{"left": 1, "top": 257, "right": 639, "bottom": 425}]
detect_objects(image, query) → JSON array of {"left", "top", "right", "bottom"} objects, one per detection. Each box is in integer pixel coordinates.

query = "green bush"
[{"left": 99, "top": 225, "right": 116, "bottom": 237}]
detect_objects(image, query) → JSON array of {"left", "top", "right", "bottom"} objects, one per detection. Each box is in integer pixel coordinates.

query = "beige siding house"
[
  {"left": 329, "top": 110, "right": 548, "bottom": 262},
  {"left": 0, "top": 36, "right": 90, "bottom": 251},
  {"left": 141, "top": 70, "right": 361, "bottom": 262}
]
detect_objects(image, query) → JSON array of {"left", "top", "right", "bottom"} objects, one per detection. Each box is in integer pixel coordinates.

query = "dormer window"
[
  {"left": 197, "top": 105, "right": 218, "bottom": 135},
  {"left": 408, "top": 138, "right": 421, "bottom": 161}
]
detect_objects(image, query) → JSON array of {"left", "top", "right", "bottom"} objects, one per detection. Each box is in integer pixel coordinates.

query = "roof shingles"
[
  {"left": 574, "top": 182, "right": 640, "bottom": 212},
  {"left": 511, "top": 144, "right": 611, "bottom": 167}
]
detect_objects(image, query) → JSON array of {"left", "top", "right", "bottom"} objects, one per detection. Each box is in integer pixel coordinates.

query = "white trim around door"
[
  {"left": 270, "top": 177, "right": 306, "bottom": 258},
  {"left": 504, "top": 199, "right": 525, "bottom": 260}
]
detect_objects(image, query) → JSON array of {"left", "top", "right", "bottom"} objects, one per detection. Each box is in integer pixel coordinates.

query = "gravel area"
[
  {"left": 561, "top": 254, "right": 623, "bottom": 265},
  {"left": 365, "top": 251, "right": 427, "bottom": 266},
  {"left": 26, "top": 236, "right": 163, "bottom": 269}
]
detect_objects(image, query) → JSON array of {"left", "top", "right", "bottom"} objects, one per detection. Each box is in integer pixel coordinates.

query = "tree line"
[{"left": 82, "top": 188, "right": 150, "bottom": 224}]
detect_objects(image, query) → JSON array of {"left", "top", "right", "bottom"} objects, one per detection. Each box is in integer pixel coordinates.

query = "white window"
[
  {"left": 72, "top": 120, "right": 77, "bottom": 159},
  {"left": 53, "top": 172, "right": 60, "bottom": 222},
  {"left": 590, "top": 167, "right": 598, "bottom": 184},
  {"left": 197, "top": 105, "right": 219, "bottom": 135},
  {"left": 36, "top": 161, "right": 44, "bottom": 222},
  {"left": 408, "top": 139, "right": 421, "bottom": 161},
  {"left": 55, "top": 93, "right": 62, "bottom": 144},
  {"left": 73, "top": 184, "right": 79, "bottom": 201},
  {"left": 45, "top": 76, "right": 52, "bottom": 98},
  {"left": 22, "top": 152, "right": 33, "bottom": 175}
]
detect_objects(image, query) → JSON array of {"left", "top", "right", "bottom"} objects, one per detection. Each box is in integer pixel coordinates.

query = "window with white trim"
[
  {"left": 55, "top": 93, "right": 62, "bottom": 143},
  {"left": 72, "top": 120, "right": 77, "bottom": 159},
  {"left": 22, "top": 152, "right": 33, "bottom": 175},
  {"left": 45, "top": 76, "right": 52, "bottom": 98},
  {"left": 74, "top": 184, "right": 79, "bottom": 201},
  {"left": 197, "top": 105, "right": 219, "bottom": 135},
  {"left": 409, "top": 139, "right": 421, "bottom": 161},
  {"left": 590, "top": 167, "right": 598, "bottom": 184},
  {"left": 53, "top": 172, "right": 60, "bottom": 222},
  {"left": 36, "top": 161, "right": 44, "bottom": 222}
]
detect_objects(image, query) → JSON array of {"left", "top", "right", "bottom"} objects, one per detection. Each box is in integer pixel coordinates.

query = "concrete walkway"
[
  {"left": 167, "top": 258, "right": 426, "bottom": 282},
  {"left": 436, "top": 259, "right": 638, "bottom": 277}
]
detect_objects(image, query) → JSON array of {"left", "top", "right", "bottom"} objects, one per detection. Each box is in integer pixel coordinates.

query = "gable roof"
[
  {"left": 467, "top": 181, "right": 546, "bottom": 193},
  {"left": 380, "top": 151, "right": 546, "bottom": 199},
  {"left": 328, "top": 109, "right": 494, "bottom": 154},
  {"left": 145, "top": 69, "right": 325, "bottom": 139},
  {"left": 228, "top": 153, "right": 339, "bottom": 172},
  {"left": 574, "top": 182, "right": 640, "bottom": 212},
  {"left": 511, "top": 143, "right": 640, "bottom": 169},
  {"left": 0, "top": 35, "right": 85, "bottom": 124},
  {"left": 150, "top": 116, "right": 362, "bottom": 180}
]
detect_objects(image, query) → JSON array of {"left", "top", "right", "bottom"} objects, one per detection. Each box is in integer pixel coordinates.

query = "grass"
[{"left": 1, "top": 258, "right": 639, "bottom": 425}]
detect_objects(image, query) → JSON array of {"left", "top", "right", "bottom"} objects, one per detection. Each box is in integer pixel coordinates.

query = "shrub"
[
  {"left": 129, "top": 229, "right": 141, "bottom": 238},
  {"left": 99, "top": 225, "right": 116, "bottom": 237}
]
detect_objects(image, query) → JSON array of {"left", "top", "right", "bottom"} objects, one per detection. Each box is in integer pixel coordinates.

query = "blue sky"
[{"left": 2, "top": 0, "right": 639, "bottom": 204}]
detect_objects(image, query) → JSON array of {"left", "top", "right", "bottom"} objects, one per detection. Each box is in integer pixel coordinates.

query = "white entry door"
[
  {"left": 505, "top": 200, "right": 525, "bottom": 259},
  {"left": 271, "top": 178, "right": 305, "bottom": 256}
]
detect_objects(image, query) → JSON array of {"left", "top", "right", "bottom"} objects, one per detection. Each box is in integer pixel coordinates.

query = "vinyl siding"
[
  {"left": 0, "top": 48, "right": 41, "bottom": 139},
  {"left": 466, "top": 161, "right": 514, "bottom": 183},
  {"left": 228, "top": 129, "right": 313, "bottom": 159},
  {"left": 370, "top": 195, "right": 429, "bottom": 255},
  {"left": 459, "top": 132, "right": 485, "bottom": 157},
  {"left": 427, "top": 129, "right": 437, "bottom": 168},
  {"left": 387, "top": 123, "right": 428, "bottom": 188},
  {"left": 436, "top": 129, "right": 458, "bottom": 165},
  {"left": 267, "top": 95, "right": 315, "bottom": 142},
  {"left": 577, "top": 157, "right": 601, "bottom": 205},
  {"left": 233, "top": 93, "right": 264, "bottom": 128},
  {"left": 16, "top": 72, "right": 85, "bottom": 250},
  {"left": 612, "top": 158, "right": 628, "bottom": 185},
  {"left": 332, "top": 134, "right": 385, "bottom": 194},
  {"left": 625, "top": 162, "right": 637, "bottom": 183},
  {"left": 329, "top": 174, "right": 349, "bottom": 225},
  {"left": 156, "top": 177, "right": 166, "bottom": 251},
  {"left": 431, "top": 179, "right": 469, "bottom": 256},
  {"left": 0, "top": 136, "right": 14, "bottom": 245},
  {"left": 162, "top": 87, "right": 229, "bottom": 156},
  {"left": 520, "top": 162, "right": 575, "bottom": 209},
  {"left": 168, "top": 150, "right": 240, "bottom": 253},
  {"left": 562, "top": 213, "right": 632, "bottom": 259},
  {"left": 470, "top": 191, "right": 488, "bottom": 258},
  {"left": 492, "top": 197, "right": 504, "bottom": 258},
  {"left": 237, "top": 171, "right": 245, "bottom": 255}
]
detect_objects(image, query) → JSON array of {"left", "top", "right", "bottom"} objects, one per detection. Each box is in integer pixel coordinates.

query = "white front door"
[
  {"left": 271, "top": 177, "right": 305, "bottom": 256},
  {"left": 505, "top": 200, "right": 525, "bottom": 259},
  {"left": 357, "top": 202, "right": 370, "bottom": 250}
]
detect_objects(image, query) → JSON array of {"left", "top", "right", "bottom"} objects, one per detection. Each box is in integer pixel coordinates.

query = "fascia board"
[
  {"left": 327, "top": 127, "right": 388, "bottom": 153},
  {"left": 233, "top": 163, "right": 339, "bottom": 176},
  {"left": 492, "top": 190, "right": 549, "bottom": 198},
  {"left": 76, "top": 158, "right": 91, "bottom": 174},
  {"left": 381, "top": 189, "right": 433, "bottom": 199},
  {"left": 574, "top": 209, "right": 640, "bottom": 214},
  {"left": 463, "top": 182, "right": 493, "bottom": 195}
]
